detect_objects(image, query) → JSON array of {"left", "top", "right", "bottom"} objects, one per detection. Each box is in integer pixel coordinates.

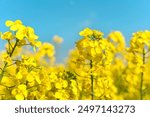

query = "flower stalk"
[
  {"left": 90, "top": 60, "right": 94, "bottom": 100},
  {"left": 140, "top": 48, "right": 145, "bottom": 100},
  {"left": 0, "top": 39, "right": 18, "bottom": 82}
]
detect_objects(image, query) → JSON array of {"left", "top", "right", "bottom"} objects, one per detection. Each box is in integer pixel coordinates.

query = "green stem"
[
  {"left": 0, "top": 39, "right": 18, "bottom": 82},
  {"left": 90, "top": 60, "right": 94, "bottom": 100},
  {"left": 140, "top": 48, "right": 145, "bottom": 100}
]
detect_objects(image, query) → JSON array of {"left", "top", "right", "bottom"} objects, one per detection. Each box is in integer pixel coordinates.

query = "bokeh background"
[{"left": 0, "top": 0, "right": 150, "bottom": 63}]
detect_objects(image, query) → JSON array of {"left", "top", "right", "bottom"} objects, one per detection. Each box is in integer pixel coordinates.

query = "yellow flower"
[
  {"left": 79, "top": 28, "right": 93, "bottom": 37},
  {"left": 54, "top": 90, "right": 69, "bottom": 99},
  {"left": 15, "top": 27, "right": 27, "bottom": 40},
  {"left": 26, "top": 27, "right": 38, "bottom": 41},
  {"left": 34, "top": 41, "right": 42, "bottom": 47},
  {"left": 1, "top": 31, "right": 14, "bottom": 40},
  {"left": 11, "top": 84, "right": 28, "bottom": 100},
  {"left": 53, "top": 35, "right": 63, "bottom": 44},
  {"left": 90, "top": 48, "right": 96, "bottom": 57},
  {"left": 55, "top": 79, "right": 68, "bottom": 89},
  {"left": 21, "top": 55, "right": 37, "bottom": 67},
  {"left": 10, "top": 20, "right": 23, "bottom": 31},
  {"left": 15, "top": 94, "right": 24, "bottom": 100},
  {"left": 38, "top": 43, "right": 55, "bottom": 57},
  {"left": 5, "top": 20, "right": 14, "bottom": 27},
  {"left": 129, "top": 30, "right": 150, "bottom": 53},
  {"left": 26, "top": 73, "right": 34, "bottom": 82},
  {"left": 93, "top": 30, "right": 103, "bottom": 38},
  {"left": 71, "top": 80, "right": 78, "bottom": 95},
  {"left": 2, "top": 53, "right": 12, "bottom": 64},
  {"left": 107, "top": 31, "right": 125, "bottom": 51},
  {"left": 95, "top": 47, "right": 102, "bottom": 54},
  {"left": 16, "top": 72, "right": 23, "bottom": 79},
  {"left": 18, "top": 84, "right": 26, "bottom": 90},
  {"left": 1, "top": 76, "right": 15, "bottom": 87}
]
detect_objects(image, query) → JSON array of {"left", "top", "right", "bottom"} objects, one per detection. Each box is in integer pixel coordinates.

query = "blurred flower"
[{"left": 53, "top": 35, "right": 63, "bottom": 44}]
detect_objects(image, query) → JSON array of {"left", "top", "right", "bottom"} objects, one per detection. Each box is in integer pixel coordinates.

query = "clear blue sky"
[{"left": 0, "top": 0, "right": 150, "bottom": 63}]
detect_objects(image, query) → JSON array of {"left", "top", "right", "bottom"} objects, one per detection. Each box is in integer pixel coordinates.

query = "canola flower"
[
  {"left": 53, "top": 35, "right": 63, "bottom": 44},
  {"left": 0, "top": 20, "right": 150, "bottom": 100}
]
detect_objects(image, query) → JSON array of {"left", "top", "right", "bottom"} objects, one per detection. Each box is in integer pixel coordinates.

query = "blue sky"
[{"left": 0, "top": 0, "right": 150, "bottom": 63}]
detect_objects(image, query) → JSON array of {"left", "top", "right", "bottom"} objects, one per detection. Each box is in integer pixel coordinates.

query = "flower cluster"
[{"left": 0, "top": 20, "right": 150, "bottom": 100}]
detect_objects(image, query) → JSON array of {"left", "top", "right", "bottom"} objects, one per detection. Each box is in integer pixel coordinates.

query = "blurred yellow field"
[{"left": 0, "top": 20, "right": 150, "bottom": 100}]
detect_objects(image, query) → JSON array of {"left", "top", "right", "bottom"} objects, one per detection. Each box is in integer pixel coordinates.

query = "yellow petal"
[
  {"left": 5, "top": 20, "right": 14, "bottom": 27},
  {"left": 14, "top": 20, "right": 22, "bottom": 25},
  {"left": 55, "top": 82, "right": 62, "bottom": 89},
  {"left": 15, "top": 94, "right": 24, "bottom": 100},
  {"left": 55, "top": 91, "right": 62, "bottom": 99},
  {"left": 16, "top": 72, "right": 23, "bottom": 79},
  {"left": 35, "top": 76, "right": 41, "bottom": 84},
  {"left": 95, "top": 47, "right": 101, "bottom": 54},
  {"left": 62, "top": 80, "right": 68, "bottom": 88},
  {"left": 11, "top": 89, "right": 17, "bottom": 95},
  {"left": 90, "top": 48, "right": 96, "bottom": 57},
  {"left": 10, "top": 25, "right": 18, "bottom": 31},
  {"left": 35, "top": 41, "right": 42, "bottom": 47},
  {"left": 18, "top": 84, "right": 26, "bottom": 90}
]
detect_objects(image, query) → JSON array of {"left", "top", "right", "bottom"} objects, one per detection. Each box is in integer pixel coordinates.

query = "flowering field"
[{"left": 0, "top": 20, "right": 150, "bottom": 100}]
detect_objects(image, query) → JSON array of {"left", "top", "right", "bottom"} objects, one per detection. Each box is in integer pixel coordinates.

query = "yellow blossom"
[
  {"left": 53, "top": 35, "right": 63, "bottom": 44},
  {"left": 1, "top": 31, "right": 14, "bottom": 40},
  {"left": 79, "top": 28, "right": 93, "bottom": 37},
  {"left": 2, "top": 53, "right": 12, "bottom": 64}
]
